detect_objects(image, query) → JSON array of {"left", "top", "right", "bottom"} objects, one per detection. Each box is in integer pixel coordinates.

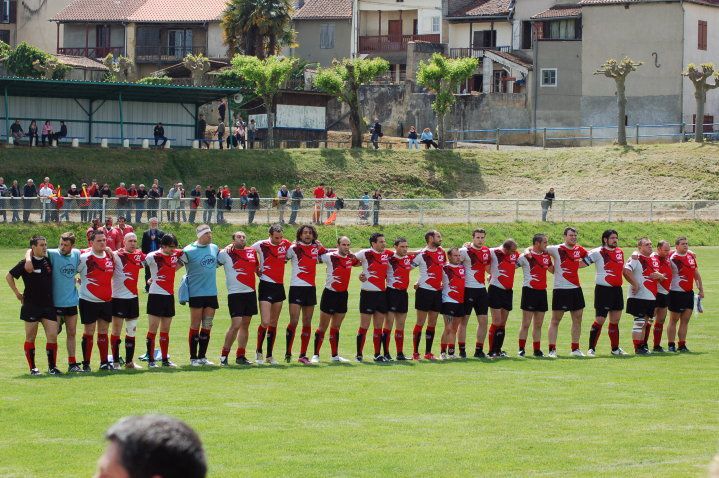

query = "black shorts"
[
  {"left": 79, "top": 298, "right": 113, "bottom": 324},
  {"left": 147, "top": 294, "right": 175, "bottom": 318},
  {"left": 359, "top": 290, "right": 387, "bottom": 314},
  {"left": 441, "top": 301, "right": 465, "bottom": 318},
  {"left": 464, "top": 287, "right": 489, "bottom": 316},
  {"left": 289, "top": 286, "right": 317, "bottom": 307},
  {"left": 552, "top": 288, "right": 585, "bottom": 312},
  {"left": 258, "top": 281, "right": 286, "bottom": 303},
  {"left": 594, "top": 285, "right": 624, "bottom": 317},
  {"left": 415, "top": 288, "right": 442, "bottom": 312},
  {"left": 21, "top": 304, "right": 57, "bottom": 322},
  {"left": 188, "top": 295, "right": 219, "bottom": 309},
  {"left": 520, "top": 287, "right": 548, "bottom": 312},
  {"left": 626, "top": 298, "right": 656, "bottom": 318},
  {"left": 228, "top": 292, "right": 258, "bottom": 317},
  {"left": 387, "top": 287, "right": 409, "bottom": 314},
  {"left": 112, "top": 297, "right": 140, "bottom": 319},
  {"left": 488, "top": 285, "right": 513, "bottom": 311},
  {"left": 320, "top": 289, "right": 348, "bottom": 314},
  {"left": 655, "top": 292, "right": 668, "bottom": 309},
  {"left": 668, "top": 290, "right": 694, "bottom": 313},
  {"left": 55, "top": 306, "right": 78, "bottom": 317}
]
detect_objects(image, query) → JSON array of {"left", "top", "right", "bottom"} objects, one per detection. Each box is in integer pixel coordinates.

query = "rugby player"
[
  {"left": 411, "top": 230, "right": 446, "bottom": 360},
  {"left": 311, "top": 236, "right": 359, "bottom": 363},
  {"left": 646, "top": 240, "right": 672, "bottom": 352},
  {"left": 383, "top": 237, "right": 416, "bottom": 361},
  {"left": 667, "top": 236, "right": 703, "bottom": 352},
  {"left": 78, "top": 230, "right": 116, "bottom": 371},
  {"left": 252, "top": 224, "right": 292, "bottom": 365},
  {"left": 546, "top": 227, "right": 589, "bottom": 357},
  {"left": 110, "top": 232, "right": 145, "bottom": 369},
  {"left": 583, "top": 229, "right": 627, "bottom": 356},
  {"left": 181, "top": 225, "right": 220, "bottom": 366},
  {"left": 623, "top": 237, "right": 665, "bottom": 354},
  {"left": 487, "top": 239, "right": 519, "bottom": 358},
  {"left": 285, "top": 225, "right": 326, "bottom": 364},
  {"left": 218, "top": 231, "right": 259, "bottom": 366},
  {"left": 7, "top": 235, "right": 61, "bottom": 375},
  {"left": 439, "top": 248, "right": 465, "bottom": 359},
  {"left": 458, "top": 229, "right": 491, "bottom": 358},
  {"left": 516, "top": 234, "right": 553, "bottom": 357},
  {"left": 354, "top": 232, "right": 393, "bottom": 362},
  {"left": 145, "top": 234, "right": 184, "bottom": 367}
]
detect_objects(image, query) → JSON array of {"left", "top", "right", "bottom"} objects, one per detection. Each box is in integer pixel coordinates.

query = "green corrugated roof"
[{"left": 0, "top": 77, "right": 239, "bottom": 104}]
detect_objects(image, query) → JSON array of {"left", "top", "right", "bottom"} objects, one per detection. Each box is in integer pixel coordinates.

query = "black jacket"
[
  {"left": 141, "top": 228, "right": 165, "bottom": 253},
  {"left": 197, "top": 119, "right": 207, "bottom": 137},
  {"left": 154, "top": 125, "right": 165, "bottom": 137}
]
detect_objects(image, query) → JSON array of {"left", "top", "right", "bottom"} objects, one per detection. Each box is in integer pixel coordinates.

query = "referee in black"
[{"left": 6, "top": 235, "right": 61, "bottom": 375}]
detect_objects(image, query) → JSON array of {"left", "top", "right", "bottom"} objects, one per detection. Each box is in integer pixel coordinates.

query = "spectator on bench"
[
  {"left": 41, "top": 120, "right": 53, "bottom": 146},
  {"left": 27, "top": 120, "right": 39, "bottom": 146},
  {"left": 420, "top": 128, "right": 439, "bottom": 149},
  {"left": 54, "top": 121, "right": 67, "bottom": 143},
  {"left": 154, "top": 122, "right": 167, "bottom": 149},
  {"left": 10, "top": 120, "right": 24, "bottom": 144}
]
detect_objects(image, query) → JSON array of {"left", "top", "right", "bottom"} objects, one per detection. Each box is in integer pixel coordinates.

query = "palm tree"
[{"left": 222, "top": 0, "right": 294, "bottom": 59}]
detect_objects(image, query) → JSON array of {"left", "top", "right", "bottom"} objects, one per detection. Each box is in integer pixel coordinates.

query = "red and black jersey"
[
  {"left": 78, "top": 251, "right": 115, "bottom": 302},
  {"left": 442, "top": 263, "right": 466, "bottom": 303},
  {"left": 387, "top": 252, "right": 416, "bottom": 290},
  {"left": 488, "top": 247, "right": 520, "bottom": 290},
  {"left": 287, "top": 242, "right": 327, "bottom": 287},
  {"left": 321, "top": 252, "right": 360, "bottom": 292},
  {"left": 670, "top": 251, "right": 698, "bottom": 292},
  {"left": 355, "top": 248, "right": 393, "bottom": 291},
  {"left": 517, "top": 251, "right": 552, "bottom": 290},
  {"left": 218, "top": 247, "right": 258, "bottom": 293},
  {"left": 112, "top": 249, "right": 146, "bottom": 299},
  {"left": 412, "top": 247, "right": 446, "bottom": 291},
  {"left": 252, "top": 238, "right": 292, "bottom": 284},
  {"left": 547, "top": 244, "right": 588, "bottom": 289}
]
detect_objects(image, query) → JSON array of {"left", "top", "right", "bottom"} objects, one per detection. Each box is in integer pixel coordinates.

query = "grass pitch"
[{"left": 1, "top": 247, "right": 718, "bottom": 477}]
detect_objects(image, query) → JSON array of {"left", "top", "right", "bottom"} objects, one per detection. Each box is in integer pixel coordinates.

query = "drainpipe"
[
  {"left": 679, "top": 0, "right": 686, "bottom": 125},
  {"left": 531, "top": 23, "right": 538, "bottom": 140}
]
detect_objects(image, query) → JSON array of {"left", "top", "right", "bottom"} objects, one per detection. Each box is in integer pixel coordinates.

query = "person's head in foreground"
[{"left": 95, "top": 414, "right": 207, "bottom": 478}]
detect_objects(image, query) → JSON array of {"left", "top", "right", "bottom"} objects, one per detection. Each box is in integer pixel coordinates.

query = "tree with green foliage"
[
  {"left": 222, "top": 0, "right": 295, "bottom": 59},
  {"left": 103, "top": 53, "right": 134, "bottom": 82},
  {"left": 230, "top": 54, "right": 296, "bottom": 147},
  {"left": 594, "top": 57, "right": 642, "bottom": 146},
  {"left": 183, "top": 53, "right": 211, "bottom": 86},
  {"left": 416, "top": 54, "right": 478, "bottom": 148},
  {"left": 0, "top": 40, "right": 10, "bottom": 61},
  {"left": 313, "top": 58, "right": 390, "bottom": 148},
  {"left": 4, "top": 42, "right": 69, "bottom": 79},
  {"left": 137, "top": 75, "right": 173, "bottom": 85},
  {"left": 682, "top": 63, "right": 719, "bottom": 142}
]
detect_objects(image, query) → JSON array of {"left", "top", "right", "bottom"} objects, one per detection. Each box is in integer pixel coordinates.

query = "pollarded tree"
[
  {"left": 231, "top": 54, "right": 296, "bottom": 148},
  {"left": 594, "top": 57, "right": 642, "bottom": 146},
  {"left": 313, "top": 58, "right": 390, "bottom": 148},
  {"left": 416, "top": 53, "right": 478, "bottom": 149},
  {"left": 682, "top": 63, "right": 719, "bottom": 142}
]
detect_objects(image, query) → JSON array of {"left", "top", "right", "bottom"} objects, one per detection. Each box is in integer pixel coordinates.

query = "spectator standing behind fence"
[
  {"left": 217, "top": 121, "right": 225, "bottom": 150},
  {"left": 372, "top": 189, "right": 382, "bottom": 226},
  {"left": 41, "top": 120, "right": 53, "bottom": 146},
  {"left": 407, "top": 126, "right": 419, "bottom": 150},
  {"left": 141, "top": 218, "right": 165, "bottom": 292},
  {"left": 87, "top": 218, "right": 101, "bottom": 245},
  {"left": 135, "top": 184, "right": 147, "bottom": 223},
  {"left": 420, "top": 128, "right": 439, "bottom": 149},
  {"left": 22, "top": 179, "right": 36, "bottom": 223},
  {"left": 67, "top": 184, "right": 81, "bottom": 222},
  {"left": 541, "top": 187, "right": 555, "bottom": 222},
  {"left": 167, "top": 183, "right": 181, "bottom": 222},
  {"left": 153, "top": 122, "right": 167, "bottom": 149},
  {"left": 312, "top": 182, "right": 325, "bottom": 224},
  {"left": 87, "top": 180, "right": 100, "bottom": 219},
  {"left": 247, "top": 187, "right": 259, "bottom": 224},
  {"left": 203, "top": 185, "right": 216, "bottom": 223},
  {"left": 289, "top": 185, "right": 303, "bottom": 225},
  {"left": 218, "top": 98, "right": 227, "bottom": 123},
  {"left": 247, "top": 119, "right": 256, "bottom": 149},
  {"left": 10, "top": 180, "right": 21, "bottom": 223},
  {"left": 27, "top": 120, "right": 39, "bottom": 146},
  {"left": 54, "top": 121, "right": 67, "bottom": 143},
  {"left": 147, "top": 184, "right": 160, "bottom": 220},
  {"left": 359, "top": 191, "right": 370, "bottom": 221},
  {"left": 238, "top": 183, "right": 248, "bottom": 210},
  {"left": 127, "top": 183, "right": 138, "bottom": 223},
  {"left": 10, "top": 119, "right": 24, "bottom": 144},
  {"left": 115, "top": 182, "right": 129, "bottom": 222},
  {"left": 99, "top": 183, "right": 112, "bottom": 218},
  {"left": 276, "top": 185, "right": 289, "bottom": 224},
  {"left": 233, "top": 118, "right": 246, "bottom": 149},
  {"left": 78, "top": 182, "right": 90, "bottom": 222},
  {"left": 324, "top": 187, "right": 337, "bottom": 220},
  {"left": 177, "top": 183, "right": 187, "bottom": 222},
  {"left": 0, "top": 177, "right": 7, "bottom": 222},
  {"left": 197, "top": 114, "right": 210, "bottom": 149},
  {"left": 217, "top": 185, "right": 229, "bottom": 224},
  {"left": 39, "top": 181, "right": 54, "bottom": 222},
  {"left": 189, "top": 185, "right": 202, "bottom": 224},
  {"left": 370, "top": 119, "right": 382, "bottom": 150}
]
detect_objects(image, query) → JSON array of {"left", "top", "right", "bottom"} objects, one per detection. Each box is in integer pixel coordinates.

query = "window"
[
  {"left": 0, "top": 29, "right": 9, "bottom": 43},
  {"left": 168, "top": 29, "right": 193, "bottom": 57},
  {"left": 521, "top": 21, "right": 532, "bottom": 49},
  {"left": 473, "top": 30, "right": 497, "bottom": 48},
  {"left": 542, "top": 19, "right": 581, "bottom": 40},
  {"left": 698, "top": 20, "right": 707, "bottom": 50},
  {"left": 431, "top": 16, "right": 440, "bottom": 33},
  {"left": 541, "top": 68, "right": 557, "bottom": 87},
  {"left": 320, "top": 23, "right": 335, "bottom": 49},
  {"left": 1, "top": 0, "right": 13, "bottom": 24}
]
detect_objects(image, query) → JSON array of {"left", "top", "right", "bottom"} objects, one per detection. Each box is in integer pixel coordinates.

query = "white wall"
[
  {"left": 511, "top": 0, "right": 556, "bottom": 50},
  {"left": 207, "top": 22, "right": 227, "bottom": 59},
  {"left": 682, "top": 3, "right": 719, "bottom": 124},
  {"left": 358, "top": 0, "right": 440, "bottom": 12},
  {"left": 448, "top": 21, "right": 512, "bottom": 49},
  {"left": 15, "top": 0, "right": 73, "bottom": 53}
]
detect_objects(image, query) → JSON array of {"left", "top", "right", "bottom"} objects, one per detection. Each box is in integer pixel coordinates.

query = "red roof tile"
[
  {"left": 580, "top": 0, "right": 719, "bottom": 6},
  {"left": 52, "top": 0, "right": 227, "bottom": 23},
  {"left": 531, "top": 5, "right": 581, "bottom": 19},
  {"left": 293, "top": 0, "right": 352, "bottom": 20},
  {"left": 449, "top": 0, "right": 511, "bottom": 18},
  {"left": 55, "top": 54, "right": 109, "bottom": 70}
]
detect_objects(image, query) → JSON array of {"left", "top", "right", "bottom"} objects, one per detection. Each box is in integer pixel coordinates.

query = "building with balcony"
[
  {"left": 51, "top": 0, "right": 229, "bottom": 79},
  {"left": 290, "top": 0, "right": 353, "bottom": 67}
]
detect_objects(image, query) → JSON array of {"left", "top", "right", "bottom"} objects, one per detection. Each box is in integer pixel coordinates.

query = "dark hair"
[
  {"left": 472, "top": 228, "right": 486, "bottom": 237},
  {"left": 161, "top": 234, "right": 178, "bottom": 247},
  {"left": 447, "top": 247, "right": 459, "bottom": 255},
  {"left": 60, "top": 232, "right": 76, "bottom": 245},
  {"left": 30, "top": 235, "right": 46, "bottom": 247},
  {"left": 424, "top": 230, "right": 438, "bottom": 243},
  {"left": 675, "top": 236, "right": 687, "bottom": 245},
  {"left": 563, "top": 227, "right": 577, "bottom": 236},
  {"left": 337, "top": 236, "right": 350, "bottom": 245},
  {"left": 532, "top": 233, "right": 546, "bottom": 245},
  {"left": 105, "top": 415, "right": 207, "bottom": 478},
  {"left": 502, "top": 238, "right": 517, "bottom": 250},
  {"left": 268, "top": 224, "right": 283, "bottom": 236},
  {"left": 296, "top": 224, "right": 317, "bottom": 242},
  {"left": 89, "top": 230, "right": 105, "bottom": 242},
  {"left": 369, "top": 232, "right": 384, "bottom": 246},
  {"left": 657, "top": 240, "right": 670, "bottom": 248},
  {"left": 601, "top": 229, "right": 619, "bottom": 246},
  {"left": 637, "top": 236, "right": 650, "bottom": 248},
  {"left": 394, "top": 236, "right": 408, "bottom": 247}
]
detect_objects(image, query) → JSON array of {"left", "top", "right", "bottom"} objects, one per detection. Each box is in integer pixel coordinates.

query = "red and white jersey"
[
  {"left": 321, "top": 252, "right": 360, "bottom": 292},
  {"left": 218, "top": 247, "right": 257, "bottom": 294},
  {"left": 112, "top": 249, "right": 146, "bottom": 299},
  {"left": 517, "top": 251, "right": 552, "bottom": 290},
  {"left": 387, "top": 252, "right": 417, "bottom": 291},
  {"left": 412, "top": 247, "right": 446, "bottom": 291},
  {"left": 102, "top": 227, "right": 123, "bottom": 251},
  {"left": 252, "top": 239, "right": 292, "bottom": 284},
  {"left": 459, "top": 245, "right": 490, "bottom": 289},
  {"left": 584, "top": 246, "right": 624, "bottom": 287},
  {"left": 286, "top": 242, "right": 327, "bottom": 287},
  {"left": 488, "top": 247, "right": 520, "bottom": 290},
  {"left": 653, "top": 253, "right": 672, "bottom": 295},
  {"left": 115, "top": 225, "right": 135, "bottom": 249},
  {"left": 626, "top": 254, "right": 661, "bottom": 300},
  {"left": 547, "top": 244, "right": 588, "bottom": 289},
  {"left": 670, "top": 251, "right": 698, "bottom": 292},
  {"left": 145, "top": 249, "right": 183, "bottom": 295},
  {"left": 355, "top": 248, "right": 393, "bottom": 291},
  {"left": 442, "top": 263, "right": 466, "bottom": 304},
  {"left": 78, "top": 251, "right": 115, "bottom": 303}
]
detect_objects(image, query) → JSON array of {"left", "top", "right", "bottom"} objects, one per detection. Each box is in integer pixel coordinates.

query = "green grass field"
[{"left": 1, "top": 240, "right": 718, "bottom": 477}]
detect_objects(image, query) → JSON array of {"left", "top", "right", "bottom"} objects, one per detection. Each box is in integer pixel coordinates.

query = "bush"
[
  {"left": 137, "top": 75, "right": 173, "bottom": 85},
  {"left": 4, "top": 42, "right": 69, "bottom": 79}
]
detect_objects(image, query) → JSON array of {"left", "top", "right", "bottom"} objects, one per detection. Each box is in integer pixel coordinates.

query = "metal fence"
[{"left": 1, "top": 197, "right": 717, "bottom": 226}]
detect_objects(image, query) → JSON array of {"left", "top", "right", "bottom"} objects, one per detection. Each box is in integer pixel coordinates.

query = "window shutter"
[
  {"left": 9, "top": 0, "right": 17, "bottom": 23},
  {"left": 698, "top": 20, "right": 707, "bottom": 50}
]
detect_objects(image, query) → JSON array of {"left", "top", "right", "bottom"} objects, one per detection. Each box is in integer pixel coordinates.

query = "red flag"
[{"left": 324, "top": 211, "right": 337, "bottom": 225}]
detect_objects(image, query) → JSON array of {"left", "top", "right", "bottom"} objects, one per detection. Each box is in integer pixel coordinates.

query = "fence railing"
[{"left": 1, "top": 197, "right": 716, "bottom": 226}]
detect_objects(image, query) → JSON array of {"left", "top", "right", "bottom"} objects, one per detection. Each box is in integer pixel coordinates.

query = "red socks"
[
  {"left": 97, "top": 333, "right": 109, "bottom": 363},
  {"left": 329, "top": 328, "right": 339, "bottom": 356},
  {"left": 256, "top": 325, "right": 267, "bottom": 353},
  {"left": 488, "top": 324, "right": 497, "bottom": 352},
  {"left": 24, "top": 341, "right": 35, "bottom": 369},
  {"left": 518, "top": 338, "right": 526, "bottom": 350},
  {"left": 608, "top": 323, "right": 620, "bottom": 349},
  {"left": 394, "top": 329, "right": 404, "bottom": 354},
  {"left": 221, "top": 347, "right": 231, "bottom": 357},
  {"left": 653, "top": 323, "right": 664, "bottom": 348},
  {"left": 300, "top": 326, "right": 312, "bottom": 356},
  {"left": 412, "top": 324, "right": 423, "bottom": 353},
  {"left": 372, "top": 328, "right": 382, "bottom": 355},
  {"left": 159, "top": 332, "right": 169, "bottom": 360},
  {"left": 533, "top": 341, "right": 541, "bottom": 351},
  {"left": 571, "top": 342, "right": 579, "bottom": 352},
  {"left": 314, "top": 329, "right": 325, "bottom": 355},
  {"left": 236, "top": 347, "right": 246, "bottom": 358}
]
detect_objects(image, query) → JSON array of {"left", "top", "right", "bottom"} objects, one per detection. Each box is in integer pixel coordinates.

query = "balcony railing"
[
  {"left": 135, "top": 46, "right": 207, "bottom": 63},
  {"left": 57, "top": 46, "right": 125, "bottom": 59},
  {"left": 359, "top": 34, "right": 440, "bottom": 53},
  {"left": 448, "top": 45, "right": 511, "bottom": 59}
]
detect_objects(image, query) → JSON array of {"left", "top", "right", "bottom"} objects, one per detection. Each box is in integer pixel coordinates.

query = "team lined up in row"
[{"left": 7, "top": 223, "right": 702, "bottom": 375}]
